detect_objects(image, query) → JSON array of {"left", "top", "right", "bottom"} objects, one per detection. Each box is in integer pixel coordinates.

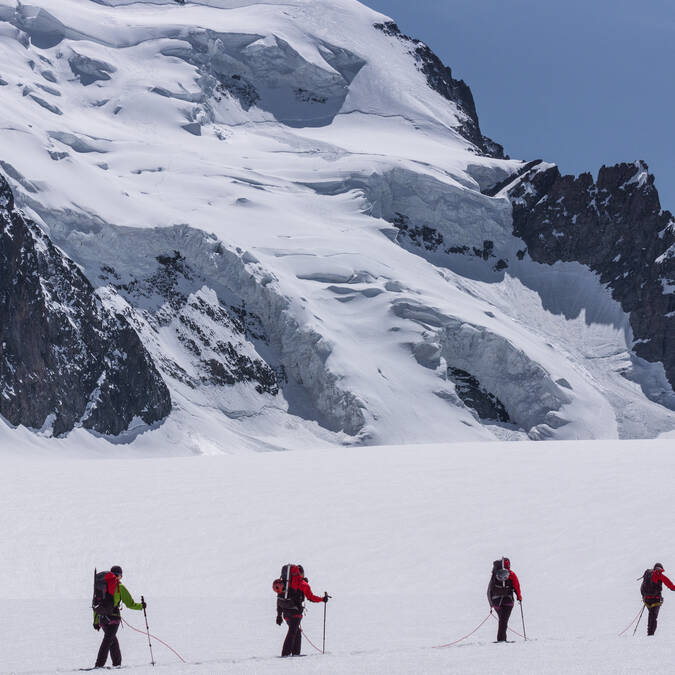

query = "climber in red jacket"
[
  {"left": 641, "top": 563, "right": 675, "bottom": 635},
  {"left": 487, "top": 557, "right": 522, "bottom": 642},
  {"left": 275, "top": 564, "right": 327, "bottom": 656}
]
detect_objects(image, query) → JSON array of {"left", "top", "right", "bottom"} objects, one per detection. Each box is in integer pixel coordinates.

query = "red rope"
[
  {"left": 300, "top": 629, "right": 323, "bottom": 654},
  {"left": 121, "top": 617, "right": 187, "bottom": 663},
  {"left": 618, "top": 606, "right": 644, "bottom": 637},
  {"left": 433, "top": 611, "right": 493, "bottom": 648}
]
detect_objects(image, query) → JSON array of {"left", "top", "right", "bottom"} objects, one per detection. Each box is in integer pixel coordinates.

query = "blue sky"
[{"left": 362, "top": 0, "right": 675, "bottom": 211}]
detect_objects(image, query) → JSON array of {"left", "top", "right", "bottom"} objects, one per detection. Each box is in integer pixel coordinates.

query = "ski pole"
[
  {"left": 141, "top": 596, "right": 155, "bottom": 666},
  {"left": 322, "top": 592, "right": 332, "bottom": 654},
  {"left": 519, "top": 600, "right": 527, "bottom": 641},
  {"left": 633, "top": 604, "right": 646, "bottom": 637}
]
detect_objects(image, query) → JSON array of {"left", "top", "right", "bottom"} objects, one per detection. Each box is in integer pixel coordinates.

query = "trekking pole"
[
  {"left": 322, "top": 592, "right": 332, "bottom": 654},
  {"left": 633, "top": 604, "right": 646, "bottom": 637},
  {"left": 141, "top": 596, "right": 155, "bottom": 666},
  {"left": 618, "top": 605, "right": 644, "bottom": 636},
  {"left": 519, "top": 601, "right": 527, "bottom": 641}
]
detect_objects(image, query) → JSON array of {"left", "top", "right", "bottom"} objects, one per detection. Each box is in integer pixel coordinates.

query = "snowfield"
[{"left": 2, "top": 438, "right": 675, "bottom": 674}]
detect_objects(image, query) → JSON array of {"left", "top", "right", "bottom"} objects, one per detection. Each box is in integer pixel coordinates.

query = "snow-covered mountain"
[{"left": 0, "top": 0, "right": 673, "bottom": 452}]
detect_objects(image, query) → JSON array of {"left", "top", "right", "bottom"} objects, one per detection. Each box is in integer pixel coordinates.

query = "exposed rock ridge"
[
  {"left": 0, "top": 174, "right": 171, "bottom": 436},
  {"left": 483, "top": 159, "right": 544, "bottom": 197},
  {"left": 505, "top": 160, "right": 675, "bottom": 387},
  {"left": 373, "top": 21, "right": 505, "bottom": 159}
]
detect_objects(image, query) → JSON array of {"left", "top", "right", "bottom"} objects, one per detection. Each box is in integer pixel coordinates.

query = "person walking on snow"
[
  {"left": 275, "top": 564, "right": 327, "bottom": 657},
  {"left": 487, "top": 557, "right": 522, "bottom": 642},
  {"left": 93, "top": 565, "right": 146, "bottom": 668},
  {"left": 641, "top": 562, "right": 675, "bottom": 636}
]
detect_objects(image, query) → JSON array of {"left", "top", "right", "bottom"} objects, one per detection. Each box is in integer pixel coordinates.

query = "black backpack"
[
  {"left": 276, "top": 564, "right": 304, "bottom": 613},
  {"left": 641, "top": 569, "right": 661, "bottom": 598},
  {"left": 92, "top": 569, "right": 116, "bottom": 616},
  {"left": 490, "top": 559, "right": 513, "bottom": 599}
]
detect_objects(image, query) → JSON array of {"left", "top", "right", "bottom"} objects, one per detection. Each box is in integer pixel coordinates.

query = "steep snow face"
[{"left": 0, "top": 0, "right": 673, "bottom": 451}]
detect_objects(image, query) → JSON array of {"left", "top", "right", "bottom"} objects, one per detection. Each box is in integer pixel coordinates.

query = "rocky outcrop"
[
  {"left": 505, "top": 160, "right": 675, "bottom": 388},
  {"left": 97, "top": 247, "right": 280, "bottom": 397},
  {"left": 448, "top": 367, "right": 510, "bottom": 423},
  {"left": 373, "top": 21, "right": 505, "bottom": 159},
  {"left": 0, "top": 175, "right": 171, "bottom": 436}
]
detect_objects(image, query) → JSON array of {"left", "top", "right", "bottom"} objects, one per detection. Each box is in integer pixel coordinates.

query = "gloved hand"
[
  {"left": 93, "top": 623, "right": 100, "bottom": 631},
  {"left": 141, "top": 599, "right": 147, "bottom": 610},
  {"left": 276, "top": 615, "right": 283, "bottom": 626},
  {"left": 322, "top": 595, "right": 329, "bottom": 603}
]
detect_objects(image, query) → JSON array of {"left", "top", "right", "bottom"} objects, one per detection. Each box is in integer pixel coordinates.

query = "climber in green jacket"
[{"left": 92, "top": 565, "right": 145, "bottom": 668}]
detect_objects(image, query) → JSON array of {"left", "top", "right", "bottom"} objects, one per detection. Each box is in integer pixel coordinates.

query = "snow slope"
[
  {"left": 0, "top": 0, "right": 673, "bottom": 450},
  {"left": 2, "top": 438, "right": 675, "bottom": 673}
]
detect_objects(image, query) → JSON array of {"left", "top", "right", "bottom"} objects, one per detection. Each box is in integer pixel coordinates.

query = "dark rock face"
[
  {"left": 98, "top": 245, "right": 280, "bottom": 397},
  {"left": 391, "top": 212, "right": 507, "bottom": 272},
  {"left": 0, "top": 175, "right": 171, "bottom": 436},
  {"left": 507, "top": 160, "right": 675, "bottom": 387},
  {"left": 448, "top": 367, "right": 510, "bottom": 423},
  {"left": 373, "top": 21, "right": 505, "bottom": 159}
]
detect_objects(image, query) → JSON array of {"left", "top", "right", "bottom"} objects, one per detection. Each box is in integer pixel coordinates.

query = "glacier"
[{"left": 0, "top": 0, "right": 673, "bottom": 452}]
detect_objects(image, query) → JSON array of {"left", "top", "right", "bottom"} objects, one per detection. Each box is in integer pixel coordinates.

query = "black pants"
[
  {"left": 96, "top": 621, "right": 121, "bottom": 667},
  {"left": 647, "top": 603, "right": 661, "bottom": 636},
  {"left": 495, "top": 603, "right": 513, "bottom": 642},
  {"left": 282, "top": 615, "right": 302, "bottom": 656}
]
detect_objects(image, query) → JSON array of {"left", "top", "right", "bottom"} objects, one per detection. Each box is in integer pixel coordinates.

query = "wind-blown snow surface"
[
  {"left": 2, "top": 438, "right": 675, "bottom": 674},
  {"left": 0, "top": 0, "right": 673, "bottom": 449}
]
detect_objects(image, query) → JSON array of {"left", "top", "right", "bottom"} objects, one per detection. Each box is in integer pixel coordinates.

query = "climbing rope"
[
  {"left": 121, "top": 617, "right": 187, "bottom": 663},
  {"left": 433, "top": 611, "right": 493, "bottom": 648},
  {"left": 618, "top": 605, "right": 645, "bottom": 637},
  {"left": 301, "top": 628, "right": 324, "bottom": 654}
]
